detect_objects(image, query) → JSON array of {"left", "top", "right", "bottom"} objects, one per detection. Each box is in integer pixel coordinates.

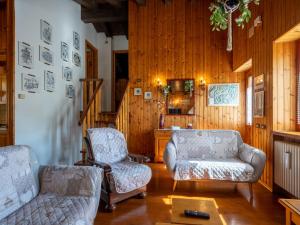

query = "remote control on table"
[{"left": 184, "top": 210, "right": 210, "bottom": 219}]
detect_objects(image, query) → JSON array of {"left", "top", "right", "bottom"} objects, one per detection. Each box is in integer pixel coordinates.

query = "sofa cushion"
[
  {"left": 0, "top": 146, "right": 38, "bottom": 221},
  {"left": 174, "top": 158, "right": 254, "bottom": 182},
  {"left": 40, "top": 166, "right": 102, "bottom": 197},
  {"left": 87, "top": 128, "right": 128, "bottom": 164},
  {"left": 0, "top": 194, "right": 97, "bottom": 225},
  {"left": 108, "top": 161, "right": 152, "bottom": 194},
  {"left": 172, "top": 130, "right": 241, "bottom": 160}
]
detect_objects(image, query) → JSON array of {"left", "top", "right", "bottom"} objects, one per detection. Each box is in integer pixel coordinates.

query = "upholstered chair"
[{"left": 85, "top": 128, "right": 152, "bottom": 211}]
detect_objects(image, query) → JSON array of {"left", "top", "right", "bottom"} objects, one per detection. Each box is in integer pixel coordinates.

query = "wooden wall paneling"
[
  {"left": 233, "top": 0, "right": 300, "bottom": 190},
  {"left": 129, "top": 0, "right": 246, "bottom": 157}
]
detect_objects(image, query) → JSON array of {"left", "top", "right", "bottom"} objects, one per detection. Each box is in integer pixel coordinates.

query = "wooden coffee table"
[
  {"left": 279, "top": 199, "right": 300, "bottom": 225},
  {"left": 156, "top": 197, "right": 223, "bottom": 225}
]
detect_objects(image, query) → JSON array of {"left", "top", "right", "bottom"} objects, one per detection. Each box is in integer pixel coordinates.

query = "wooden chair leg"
[
  {"left": 249, "top": 183, "right": 253, "bottom": 199},
  {"left": 173, "top": 180, "right": 177, "bottom": 192}
]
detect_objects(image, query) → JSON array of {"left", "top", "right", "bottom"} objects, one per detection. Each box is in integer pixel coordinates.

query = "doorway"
[
  {"left": 112, "top": 50, "right": 128, "bottom": 112},
  {"left": 85, "top": 40, "right": 98, "bottom": 79}
]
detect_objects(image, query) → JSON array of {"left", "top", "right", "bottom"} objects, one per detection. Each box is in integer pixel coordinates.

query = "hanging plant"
[{"left": 209, "top": 0, "right": 260, "bottom": 51}]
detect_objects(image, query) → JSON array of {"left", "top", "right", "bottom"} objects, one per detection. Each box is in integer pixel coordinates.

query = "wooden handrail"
[
  {"left": 78, "top": 79, "right": 103, "bottom": 126},
  {"left": 116, "top": 81, "right": 129, "bottom": 115}
]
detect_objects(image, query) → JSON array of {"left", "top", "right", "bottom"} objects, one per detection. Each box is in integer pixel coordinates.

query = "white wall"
[
  {"left": 98, "top": 35, "right": 128, "bottom": 111},
  {"left": 15, "top": 0, "right": 98, "bottom": 165}
]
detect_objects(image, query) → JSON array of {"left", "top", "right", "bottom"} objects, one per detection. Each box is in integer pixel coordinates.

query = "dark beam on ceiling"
[
  {"left": 73, "top": 0, "right": 96, "bottom": 9},
  {"left": 163, "top": 0, "right": 172, "bottom": 4},
  {"left": 136, "top": 0, "right": 146, "bottom": 6},
  {"left": 94, "top": 23, "right": 112, "bottom": 37}
]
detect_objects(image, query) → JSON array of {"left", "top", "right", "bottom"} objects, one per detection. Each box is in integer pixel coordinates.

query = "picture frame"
[
  {"left": 207, "top": 83, "right": 239, "bottom": 106},
  {"left": 66, "top": 84, "right": 75, "bottom": 99},
  {"left": 144, "top": 91, "right": 152, "bottom": 100},
  {"left": 254, "top": 90, "right": 264, "bottom": 118},
  {"left": 254, "top": 74, "right": 264, "bottom": 91},
  {"left": 134, "top": 88, "right": 142, "bottom": 96},
  {"left": 72, "top": 51, "right": 81, "bottom": 67},
  {"left": 44, "top": 70, "right": 55, "bottom": 92},
  {"left": 63, "top": 66, "right": 73, "bottom": 81},
  {"left": 39, "top": 46, "right": 54, "bottom": 65},
  {"left": 40, "top": 19, "right": 52, "bottom": 44},
  {"left": 73, "top": 31, "right": 80, "bottom": 50},
  {"left": 61, "top": 42, "right": 69, "bottom": 62},
  {"left": 18, "top": 42, "right": 34, "bottom": 69},
  {"left": 21, "top": 73, "right": 40, "bottom": 93}
]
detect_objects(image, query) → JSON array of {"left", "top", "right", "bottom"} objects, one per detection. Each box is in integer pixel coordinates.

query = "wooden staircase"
[{"left": 78, "top": 78, "right": 130, "bottom": 162}]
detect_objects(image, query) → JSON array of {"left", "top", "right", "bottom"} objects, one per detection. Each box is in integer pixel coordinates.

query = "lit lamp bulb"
[{"left": 199, "top": 79, "right": 206, "bottom": 91}]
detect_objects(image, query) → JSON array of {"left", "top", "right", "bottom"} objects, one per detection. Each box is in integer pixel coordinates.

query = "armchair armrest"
[
  {"left": 40, "top": 165, "right": 103, "bottom": 197},
  {"left": 163, "top": 141, "right": 177, "bottom": 174},
  {"left": 239, "top": 143, "right": 266, "bottom": 182},
  {"left": 88, "top": 159, "right": 112, "bottom": 173},
  {"left": 128, "top": 153, "right": 150, "bottom": 163}
]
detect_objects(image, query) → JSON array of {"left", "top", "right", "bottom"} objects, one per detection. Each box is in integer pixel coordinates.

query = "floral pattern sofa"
[
  {"left": 0, "top": 145, "right": 103, "bottom": 225},
  {"left": 164, "top": 130, "right": 266, "bottom": 194}
]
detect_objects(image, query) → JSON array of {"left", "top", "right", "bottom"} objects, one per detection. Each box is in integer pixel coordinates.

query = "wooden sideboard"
[{"left": 154, "top": 129, "right": 172, "bottom": 163}]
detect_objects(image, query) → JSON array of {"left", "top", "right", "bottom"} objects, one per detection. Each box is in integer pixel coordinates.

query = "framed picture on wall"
[
  {"left": 61, "top": 42, "right": 69, "bottom": 62},
  {"left": 21, "top": 73, "right": 40, "bottom": 93},
  {"left": 44, "top": 70, "right": 55, "bottom": 92},
  {"left": 254, "top": 91, "right": 264, "bottom": 118},
  {"left": 63, "top": 66, "right": 73, "bottom": 81},
  {"left": 39, "top": 46, "right": 54, "bottom": 65},
  {"left": 72, "top": 51, "right": 81, "bottom": 67},
  {"left": 73, "top": 31, "right": 80, "bottom": 50},
  {"left": 134, "top": 88, "right": 142, "bottom": 96},
  {"left": 18, "top": 42, "right": 34, "bottom": 69},
  {"left": 40, "top": 19, "right": 53, "bottom": 44},
  {"left": 207, "top": 83, "right": 239, "bottom": 106},
  {"left": 66, "top": 84, "right": 75, "bottom": 99},
  {"left": 144, "top": 91, "right": 152, "bottom": 100}
]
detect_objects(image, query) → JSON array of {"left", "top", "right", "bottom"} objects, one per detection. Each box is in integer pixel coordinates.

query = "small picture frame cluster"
[{"left": 66, "top": 84, "right": 75, "bottom": 99}]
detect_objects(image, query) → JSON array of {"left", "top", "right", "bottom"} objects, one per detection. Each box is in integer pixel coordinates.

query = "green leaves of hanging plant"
[
  {"left": 209, "top": 2, "right": 228, "bottom": 31},
  {"left": 209, "top": 0, "right": 260, "bottom": 31}
]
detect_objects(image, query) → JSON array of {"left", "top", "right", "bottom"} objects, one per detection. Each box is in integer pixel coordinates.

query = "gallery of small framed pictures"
[{"left": 17, "top": 19, "right": 81, "bottom": 99}]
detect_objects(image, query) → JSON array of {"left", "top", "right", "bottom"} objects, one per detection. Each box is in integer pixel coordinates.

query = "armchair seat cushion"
[
  {"left": 174, "top": 158, "right": 254, "bottom": 182},
  {"left": 0, "top": 194, "right": 97, "bottom": 225},
  {"left": 108, "top": 161, "right": 152, "bottom": 194}
]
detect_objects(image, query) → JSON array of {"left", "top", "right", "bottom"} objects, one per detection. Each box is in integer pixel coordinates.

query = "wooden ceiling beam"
[
  {"left": 73, "top": 0, "right": 96, "bottom": 9},
  {"left": 136, "top": 0, "right": 146, "bottom": 6},
  {"left": 163, "top": 0, "right": 172, "bottom": 4},
  {"left": 81, "top": 6, "right": 127, "bottom": 23},
  {"left": 94, "top": 23, "right": 112, "bottom": 37}
]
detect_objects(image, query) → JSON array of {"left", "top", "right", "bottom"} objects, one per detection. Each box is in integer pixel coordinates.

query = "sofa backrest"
[
  {"left": 171, "top": 130, "right": 243, "bottom": 160},
  {"left": 0, "top": 145, "right": 39, "bottom": 220},
  {"left": 87, "top": 128, "right": 128, "bottom": 164}
]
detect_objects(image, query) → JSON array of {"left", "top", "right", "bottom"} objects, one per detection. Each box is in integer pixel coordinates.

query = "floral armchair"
[{"left": 85, "top": 128, "right": 152, "bottom": 211}]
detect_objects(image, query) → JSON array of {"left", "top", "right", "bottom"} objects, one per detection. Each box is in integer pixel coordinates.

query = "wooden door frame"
[
  {"left": 85, "top": 40, "right": 98, "bottom": 79},
  {"left": 0, "top": 0, "right": 15, "bottom": 145},
  {"left": 112, "top": 50, "right": 128, "bottom": 112}
]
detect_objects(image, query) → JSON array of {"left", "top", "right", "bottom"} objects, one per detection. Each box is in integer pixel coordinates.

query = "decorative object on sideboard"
[
  {"left": 61, "top": 42, "right": 69, "bottom": 62},
  {"left": 73, "top": 31, "right": 80, "bottom": 50},
  {"left": 18, "top": 42, "right": 34, "bottom": 69},
  {"left": 144, "top": 91, "right": 152, "bottom": 100},
  {"left": 159, "top": 114, "right": 165, "bottom": 129},
  {"left": 72, "top": 51, "right": 81, "bottom": 67},
  {"left": 187, "top": 123, "right": 193, "bottom": 129},
  {"left": 63, "top": 66, "right": 73, "bottom": 81},
  {"left": 66, "top": 84, "right": 75, "bottom": 99},
  {"left": 209, "top": 0, "right": 260, "bottom": 51},
  {"left": 22, "top": 73, "right": 40, "bottom": 93},
  {"left": 39, "top": 46, "right": 54, "bottom": 65},
  {"left": 134, "top": 87, "right": 142, "bottom": 96},
  {"left": 44, "top": 70, "right": 55, "bottom": 92},
  {"left": 40, "top": 19, "right": 52, "bottom": 45},
  {"left": 208, "top": 83, "right": 239, "bottom": 106}
]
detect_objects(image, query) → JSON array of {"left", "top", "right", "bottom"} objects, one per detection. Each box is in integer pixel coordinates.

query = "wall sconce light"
[
  {"left": 199, "top": 79, "right": 206, "bottom": 91},
  {"left": 156, "top": 79, "right": 163, "bottom": 89}
]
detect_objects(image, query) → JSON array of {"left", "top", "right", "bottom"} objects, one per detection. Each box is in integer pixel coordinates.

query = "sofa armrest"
[
  {"left": 40, "top": 165, "right": 103, "bottom": 197},
  {"left": 88, "top": 159, "right": 112, "bottom": 173},
  {"left": 163, "top": 141, "right": 177, "bottom": 173},
  {"left": 239, "top": 143, "right": 266, "bottom": 182},
  {"left": 128, "top": 153, "right": 151, "bottom": 163}
]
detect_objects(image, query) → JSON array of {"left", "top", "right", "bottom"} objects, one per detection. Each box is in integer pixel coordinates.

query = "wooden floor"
[{"left": 94, "top": 163, "right": 285, "bottom": 225}]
